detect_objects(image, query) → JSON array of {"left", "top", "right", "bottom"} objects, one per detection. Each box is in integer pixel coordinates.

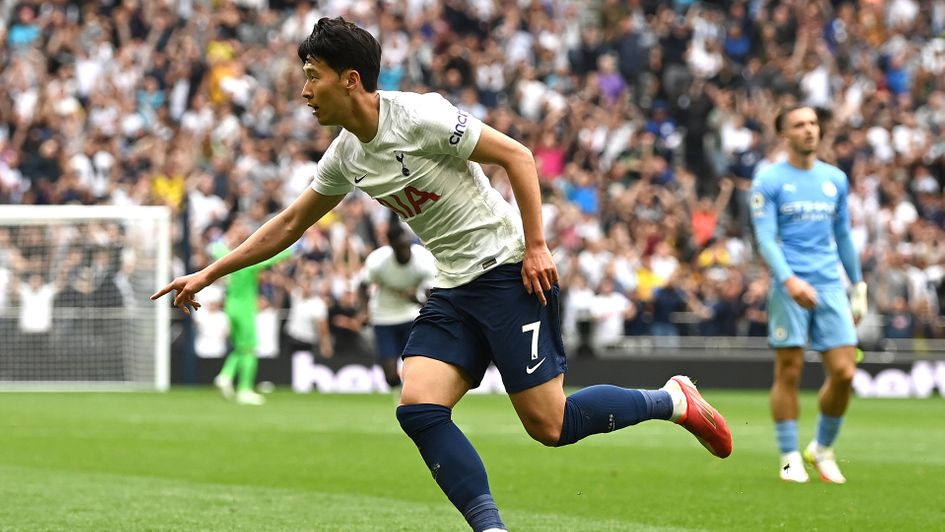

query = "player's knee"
[
  {"left": 775, "top": 361, "right": 803, "bottom": 386},
  {"left": 829, "top": 364, "right": 856, "bottom": 387}
]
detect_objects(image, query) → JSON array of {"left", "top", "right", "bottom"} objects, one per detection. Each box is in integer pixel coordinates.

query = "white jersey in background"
[
  {"left": 363, "top": 244, "right": 437, "bottom": 325},
  {"left": 311, "top": 91, "right": 525, "bottom": 288}
]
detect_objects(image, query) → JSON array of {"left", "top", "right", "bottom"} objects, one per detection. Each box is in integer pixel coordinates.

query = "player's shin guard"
[
  {"left": 397, "top": 404, "right": 505, "bottom": 532},
  {"left": 556, "top": 386, "right": 674, "bottom": 446}
]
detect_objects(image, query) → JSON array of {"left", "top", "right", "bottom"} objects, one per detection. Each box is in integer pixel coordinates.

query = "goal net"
[{"left": 0, "top": 206, "right": 171, "bottom": 391}]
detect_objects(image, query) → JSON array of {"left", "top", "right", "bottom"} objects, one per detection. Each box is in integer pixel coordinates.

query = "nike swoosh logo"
[
  {"left": 525, "top": 358, "right": 546, "bottom": 374},
  {"left": 354, "top": 174, "right": 367, "bottom": 184}
]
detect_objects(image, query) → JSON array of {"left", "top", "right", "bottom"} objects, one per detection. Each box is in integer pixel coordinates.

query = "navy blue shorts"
[
  {"left": 374, "top": 321, "right": 414, "bottom": 360},
  {"left": 403, "top": 262, "right": 567, "bottom": 393}
]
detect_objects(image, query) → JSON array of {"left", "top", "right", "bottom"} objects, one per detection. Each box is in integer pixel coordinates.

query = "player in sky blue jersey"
[{"left": 751, "top": 106, "right": 868, "bottom": 483}]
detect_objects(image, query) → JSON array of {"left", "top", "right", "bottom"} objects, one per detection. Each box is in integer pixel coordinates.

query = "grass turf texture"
[{"left": 2, "top": 389, "right": 943, "bottom": 531}]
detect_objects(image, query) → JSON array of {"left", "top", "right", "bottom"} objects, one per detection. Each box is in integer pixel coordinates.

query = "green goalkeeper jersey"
[{"left": 210, "top": 242, "right": 292, "bottom": 314}]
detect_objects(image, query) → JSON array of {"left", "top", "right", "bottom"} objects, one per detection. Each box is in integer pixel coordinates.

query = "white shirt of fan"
[
  {"left": 18, "top": 282, "right": 55, "bottom": 334},
  {"left": 363, "top": 243, "right": 437, "bottom": 325},
  {"left": 192, "top": 307, "right": 230, "bottom": 358},
  {"left": 310, "top": 90, "right": 525, "bottom": 289},
  {"left": 284, "top": 288, "right": 328, "bottom": 345}
]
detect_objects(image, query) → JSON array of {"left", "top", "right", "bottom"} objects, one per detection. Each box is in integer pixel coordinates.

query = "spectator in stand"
[
  {"left": 328, "top": 287, "right": 370, "bottom": 358},
  {"left": 884, "top": 296, "right": 916, "bottom": 339},
  {"left": 589, "top": 276, "right": 632, "bottom": 351},
  {"left": 282, "top": 272, "right": 333, "bottom": 360},
  {"left": 192, "top": 285, "right": 230, "bottom": 359}
]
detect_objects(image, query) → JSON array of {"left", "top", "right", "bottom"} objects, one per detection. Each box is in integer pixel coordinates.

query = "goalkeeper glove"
[{"left": 850, "top": 282, "right": 868, "bottom": 323}]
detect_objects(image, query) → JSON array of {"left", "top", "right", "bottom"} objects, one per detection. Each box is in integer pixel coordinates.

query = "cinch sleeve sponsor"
[
  {"left": 310, "top": 136, "right": 354, "bottom": 196},
  {"left": 413, "top": 93, "right": 482, "bottom": 160}
]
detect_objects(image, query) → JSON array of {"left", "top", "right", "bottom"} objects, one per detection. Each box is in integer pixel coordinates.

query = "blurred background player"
[
  {"left": 360, "top": 222, "right": 436, "bottom": 397},
  {"left": 751, "top": 106, "right": 867, "bottom": 483},
  {"left": 211, "top": 218, "right": 293, "bottom": 405}
]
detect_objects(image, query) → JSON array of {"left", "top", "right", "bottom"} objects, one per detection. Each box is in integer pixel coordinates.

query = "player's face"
[
  {"left": 300, "top": 58, "right": 349, "bottom": 126},
  {"left": 393, "top": 238, "right": 412, "bottom": 264},
  {"left": 782, "top": 107, "right": 820, "bottom": 155}
]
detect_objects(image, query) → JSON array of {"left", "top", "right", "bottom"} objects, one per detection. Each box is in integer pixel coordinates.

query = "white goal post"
[{"left": 0, "top": 205, "right": 171, "bottom": 391}]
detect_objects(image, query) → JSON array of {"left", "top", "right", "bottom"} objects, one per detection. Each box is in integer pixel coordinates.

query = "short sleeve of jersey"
[
  {"left": 310, "top": 136, "right": 354, "bottom": 196},
  {"left": 410, "top": 93, "right": 482, "bottom": 160},
  {"left": 362, "top": 247, "right": 387, "bottom": 284}
]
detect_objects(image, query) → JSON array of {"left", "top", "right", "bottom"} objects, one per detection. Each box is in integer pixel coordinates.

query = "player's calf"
[
  {"left": 397, "top": 404, "right": 506, "bottom": 531},
  {"left": 554, "top": 385, "right": 674, "bottom": 446}
]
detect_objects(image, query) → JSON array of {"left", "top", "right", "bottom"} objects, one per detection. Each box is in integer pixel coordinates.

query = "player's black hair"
[
  {"left": 774, "top": 105, "right": 829, "bottom": 139},
  {"left": 297, "top": 17, "right": 381, "bottom": 92}
]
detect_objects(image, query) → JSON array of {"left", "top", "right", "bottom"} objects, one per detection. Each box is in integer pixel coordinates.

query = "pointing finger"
[{"left": 150, "top": 286, "right": 171, "bottom": 300}]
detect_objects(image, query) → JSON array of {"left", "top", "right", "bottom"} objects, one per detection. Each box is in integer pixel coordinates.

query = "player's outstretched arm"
[
  {"left": 469, "top": 124, "right": 557, "bottom": 305},
  {"left": 151, "top": 189, "right": 346, "bottom": 313}
]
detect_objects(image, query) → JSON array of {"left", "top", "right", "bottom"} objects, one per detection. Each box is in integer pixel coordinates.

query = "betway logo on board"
[
  {"left": 291, "top": 352, "right": 506, "bottom": 394},
  {"left": 853, "top": 361, "right": 945, "bottom": 398}
]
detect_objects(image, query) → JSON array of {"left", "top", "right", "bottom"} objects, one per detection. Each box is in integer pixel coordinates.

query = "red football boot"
[{"left": 663, "top": 375, "right": 733, "bottom": 458}]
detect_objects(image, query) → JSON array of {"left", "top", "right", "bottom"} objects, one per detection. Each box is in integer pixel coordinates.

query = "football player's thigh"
[
  {"left": 401, "top": 292, "right": 487, "bottom": 407},
  {"left": 508, "top": 374, "right": 566, "bottom": 434},
  {"left": 400, "top": 356, "right": 470, "bottom": 408},
  {"left": 229, "top": 312, "right": 256, "bottom": 350}
]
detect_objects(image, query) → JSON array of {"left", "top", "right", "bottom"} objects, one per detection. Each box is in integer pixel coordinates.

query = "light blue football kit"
[{"left": 750, "top": 160, "right": 863, "bottom": 352}]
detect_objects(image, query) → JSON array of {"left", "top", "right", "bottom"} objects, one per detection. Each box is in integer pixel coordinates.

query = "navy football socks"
[
  {"left": 397, "top": 404, "right": 505, "bottom": 532},
  {"left": 557, "top": 386, "right": 674, "bottom": 446}
]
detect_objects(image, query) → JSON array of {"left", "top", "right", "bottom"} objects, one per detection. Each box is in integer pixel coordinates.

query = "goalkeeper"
[
  {"left": 751, "top": 105, "right": 867, "bottom": 484},
  {"left": 211, "top": 219, "right": 293, "bottom": 405}
]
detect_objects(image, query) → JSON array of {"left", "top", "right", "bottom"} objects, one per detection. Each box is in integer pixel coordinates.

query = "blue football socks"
[
  {"left": 397, "top": 404, "right": 505, "bottom": 532},
  {"left": 815, "top": 414, "right": 844, "bottom": 448},
  {"left": 775, "top": 419, "right": 799, "bottom": 453},
  {"left": 556, "top": 386, "right": 674, "bottom": 446}
]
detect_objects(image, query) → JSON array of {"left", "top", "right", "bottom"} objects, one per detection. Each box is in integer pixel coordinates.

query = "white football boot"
[
  {"left": 779, "top": 451, "right": 810, "bottom": 483},
  {"left": 235, "top": 390, "right": 266, "bottom": 406},
  {"left": 803, "top": 441, "right": 847, "bottom": 484},
  {"left": 213, "top": 375, "right": 234, "bottom": 400}
]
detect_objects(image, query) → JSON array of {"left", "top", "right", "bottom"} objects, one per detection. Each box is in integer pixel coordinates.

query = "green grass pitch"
[{"left": 2, "top": 389, "right": 943, "bottom": 531}]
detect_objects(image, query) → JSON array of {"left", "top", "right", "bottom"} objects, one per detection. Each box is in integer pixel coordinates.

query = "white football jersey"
[
  {"left": 311, "top": 91, "right": 525, "bottom": 288},
  {"left": 363, "top": 244, "right": 437, "bottom": 325}
]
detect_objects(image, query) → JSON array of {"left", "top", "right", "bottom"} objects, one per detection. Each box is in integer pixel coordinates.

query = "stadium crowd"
[{"left": 2, "top": 0, "right": 945, "bottom": 357}]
